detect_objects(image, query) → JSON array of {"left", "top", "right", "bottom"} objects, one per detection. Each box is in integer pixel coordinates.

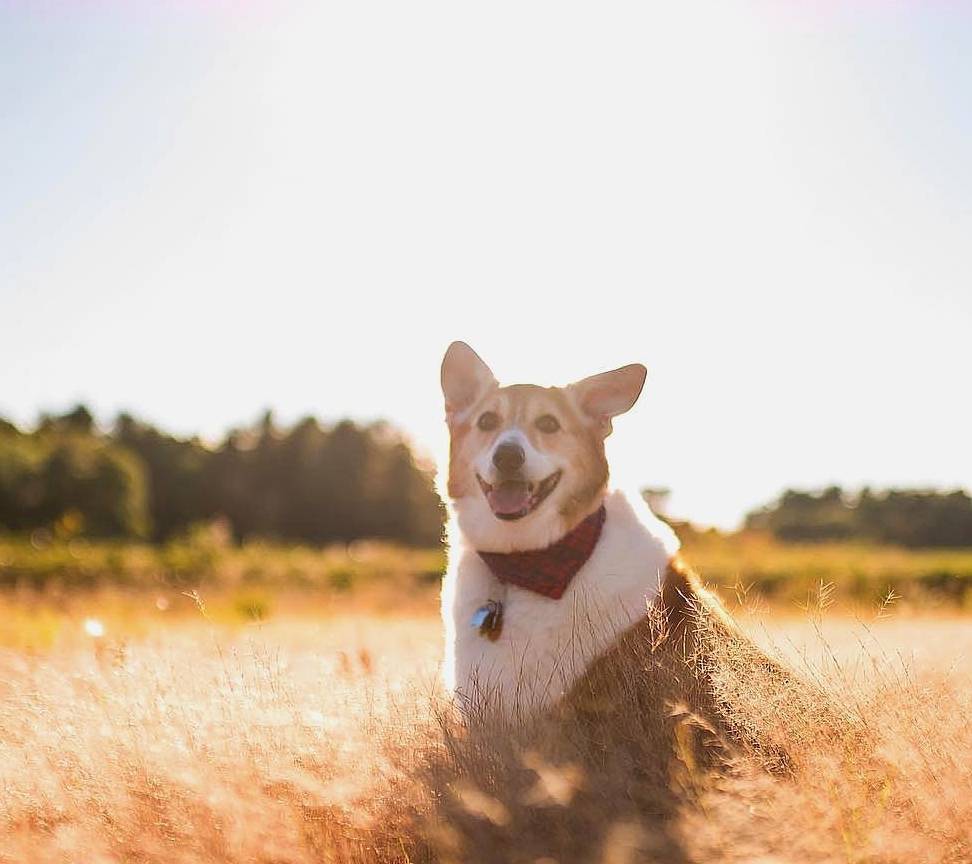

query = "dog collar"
[{"left": 477, "top": 505, "right": 607, "bottom": 600}]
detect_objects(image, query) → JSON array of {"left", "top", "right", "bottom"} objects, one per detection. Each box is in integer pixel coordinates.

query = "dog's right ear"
[{"left": 441, "top": 341, "right": 497, "bottom": 423}]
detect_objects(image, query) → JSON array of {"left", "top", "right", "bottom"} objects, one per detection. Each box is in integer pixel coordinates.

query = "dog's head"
[{"left": 441, "top": 341, "right": 646, "bottom": 552}]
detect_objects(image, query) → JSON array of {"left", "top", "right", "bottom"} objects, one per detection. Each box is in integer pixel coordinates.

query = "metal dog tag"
[{"left": 471, "top": 600, "right": 503, "bottom": 641}]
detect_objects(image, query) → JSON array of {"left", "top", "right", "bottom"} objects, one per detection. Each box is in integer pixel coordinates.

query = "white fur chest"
[{"left": 441, "top": 488, "right": 679, "bottom": 716}]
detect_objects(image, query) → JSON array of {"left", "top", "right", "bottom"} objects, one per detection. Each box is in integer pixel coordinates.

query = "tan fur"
[
  {"left": 566, "top": 557, "right": 813, "bottom": 769},
  {"left": 446, "top": 382, "right": 608, "bottom": 524}
]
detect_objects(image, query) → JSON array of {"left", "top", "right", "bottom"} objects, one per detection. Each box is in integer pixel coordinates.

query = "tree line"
[
  {"left": 4, "top": 408, "right": 970, "bottom": 550},
  {"left": 745, "top": 486, "right": 972, "bottom": 548},
  {"left": 0, "top": 406, "right": 444, "bottom": 545}
]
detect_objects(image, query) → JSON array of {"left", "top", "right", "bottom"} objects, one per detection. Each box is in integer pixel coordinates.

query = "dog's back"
[{"left": 566, "top": 556, "right": 813, "bottom": 770}]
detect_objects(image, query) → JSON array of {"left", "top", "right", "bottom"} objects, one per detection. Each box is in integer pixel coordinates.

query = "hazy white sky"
[{"left": 2, "top": 1, "right": 970, "bottom": 527}]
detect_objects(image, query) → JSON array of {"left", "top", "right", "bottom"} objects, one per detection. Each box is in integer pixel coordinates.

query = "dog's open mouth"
[{"left": 477, "top": 471, "right": 562, "bottom": 521}]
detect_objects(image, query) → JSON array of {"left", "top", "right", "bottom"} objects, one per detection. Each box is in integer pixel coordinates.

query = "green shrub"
[{"left": 233, "top": 591, "right": 273, "bottom": 621}]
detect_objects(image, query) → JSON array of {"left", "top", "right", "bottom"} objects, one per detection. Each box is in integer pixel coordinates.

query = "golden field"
[
  {"left": 5, "top": 529, "right": 972, "bottom": 611},
  {"left": 1, "top": 538, "right": 972, "bottom": 863}
]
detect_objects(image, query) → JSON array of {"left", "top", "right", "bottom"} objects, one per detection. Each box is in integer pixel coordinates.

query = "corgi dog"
[{"left": 439, "top": 341, "right": 758, "bottom": 721}]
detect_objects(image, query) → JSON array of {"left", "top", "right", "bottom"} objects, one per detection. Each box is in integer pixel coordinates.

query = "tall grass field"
[{"left": 1, "top": 532, "right": 971, "bottom": 862}]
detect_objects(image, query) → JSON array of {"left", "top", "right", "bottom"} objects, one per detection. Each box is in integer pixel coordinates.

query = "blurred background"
[{"left": 2, "top": 1, "right": 972, "bottom": 611}]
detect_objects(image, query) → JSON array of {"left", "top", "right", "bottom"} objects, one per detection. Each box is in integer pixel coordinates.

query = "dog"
[{"left": 439, "top": 341, "right": 791, "bottom": 730}]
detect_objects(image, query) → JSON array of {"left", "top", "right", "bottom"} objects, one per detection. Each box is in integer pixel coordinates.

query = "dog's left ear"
[
  {"left": 569, "top": 364, "right": 647, "bottom": 436},
  {"left": 441, "top": 341, "right": 498, "bottom": 423}
]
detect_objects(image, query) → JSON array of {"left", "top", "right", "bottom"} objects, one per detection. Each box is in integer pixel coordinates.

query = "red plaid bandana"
[{"left": 478, "top": 505, "right": 607, "bottom": 600}]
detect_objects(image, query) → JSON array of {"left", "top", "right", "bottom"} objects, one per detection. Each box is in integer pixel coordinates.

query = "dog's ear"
[
  {"left": 441, "top": 342, "right": 497, "bottom": 422},
  {"left": 569, "top": 364, "right": 647, "bottom": 436}
]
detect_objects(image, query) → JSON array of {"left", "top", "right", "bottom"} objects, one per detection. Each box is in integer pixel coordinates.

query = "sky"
[{"left": 2, "top": 1, "right": 971, "bottom": 528}]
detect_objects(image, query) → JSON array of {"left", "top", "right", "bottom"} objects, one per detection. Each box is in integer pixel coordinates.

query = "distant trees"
[
  {"left": 0, "top": 406, "right": 444, "bottom": 546},
  {"left": 745, "top": 486, "right": 972, "bottom": 548},
  {"left": 7, "top": 406, "right": 970, "bottom": 551},
  {"left": 0, "top": 426, "right": 148, "bottom": 538}
]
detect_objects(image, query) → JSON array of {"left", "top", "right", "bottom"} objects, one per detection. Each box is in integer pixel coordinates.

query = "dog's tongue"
[{"left": 488, "top": 481, "right": 531, "bottom": 515}]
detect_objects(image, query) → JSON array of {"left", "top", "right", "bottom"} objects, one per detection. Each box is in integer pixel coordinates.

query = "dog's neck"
[{"left": 476, "top": 504, "right": 607, "bottom": 600}]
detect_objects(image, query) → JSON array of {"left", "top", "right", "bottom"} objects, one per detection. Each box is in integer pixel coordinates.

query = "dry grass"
[
  {"left": 0, "top": 596, "right": 970, "bottom": 863},
  {"left": 7, "top": 531, "right": 972, "bottom": 609},
  {"left": 683, "top": 531, "right": 972, "bottom": 608}
]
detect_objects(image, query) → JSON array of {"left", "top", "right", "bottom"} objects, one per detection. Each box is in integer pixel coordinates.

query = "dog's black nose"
[{"left": 492, "top": 442, "right": 525, "bottom": 473}]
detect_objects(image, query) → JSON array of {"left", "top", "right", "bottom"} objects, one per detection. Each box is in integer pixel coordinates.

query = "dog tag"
[{"left": 471, "top": 600, "right": 503, "bottom": 641}]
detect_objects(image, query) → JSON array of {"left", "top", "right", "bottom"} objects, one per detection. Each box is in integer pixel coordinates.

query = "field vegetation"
[
  {"left": 0, "top": 530, "right": 971, "bottom": 862},
  {"left": 0, "top": 589, "right": 970, "bottom": 863},
  {"left": 4, "top": 524, "right": 972, "bottom": 621},
  {"left": 683, "top": 529, "right": 972, "bottom": 608}
]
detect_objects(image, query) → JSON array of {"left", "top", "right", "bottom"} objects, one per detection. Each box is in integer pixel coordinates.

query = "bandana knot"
[{"left": 477, "top": 505, "right": 606, "bottom": 599}]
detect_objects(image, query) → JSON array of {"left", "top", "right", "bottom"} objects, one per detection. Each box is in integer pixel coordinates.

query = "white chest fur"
[{"left": 441, "top": 488, "right": 679, "bottom": 716}]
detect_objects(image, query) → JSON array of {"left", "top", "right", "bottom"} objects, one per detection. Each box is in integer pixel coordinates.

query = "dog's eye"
[
  {"left": 477, "top": 411, "right": 500, "bottom": 432},
  {"left": 535, "top": 414, "right": 560, "bottom": 434}
]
